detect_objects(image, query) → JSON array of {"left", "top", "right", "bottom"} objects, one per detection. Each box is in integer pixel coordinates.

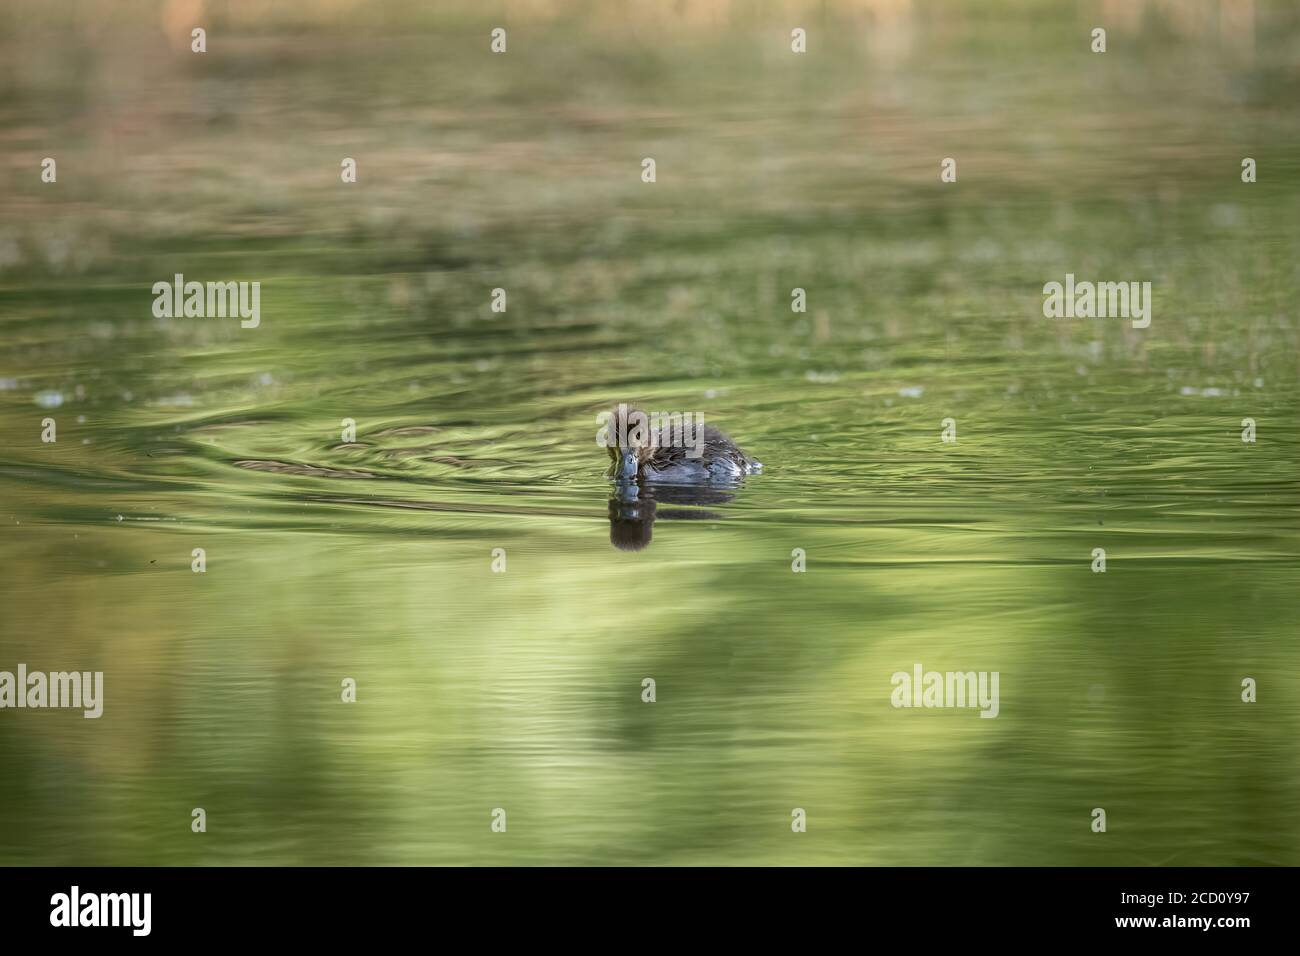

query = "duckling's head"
[{"left": 603, "top": 404, "right": 656, "bottom": 480}]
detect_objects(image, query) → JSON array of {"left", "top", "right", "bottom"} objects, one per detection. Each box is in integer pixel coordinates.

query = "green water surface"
[{"left": 1, "top": 2, "right": 1298, "bottom": 865}]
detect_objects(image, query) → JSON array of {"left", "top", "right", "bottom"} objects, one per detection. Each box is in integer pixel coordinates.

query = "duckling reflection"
[
  {"left": 608, "top": 480, "right": 736, "bottom": 552},
  {"left": 609, "top": 482, "right": 656, "bottom": 551}
]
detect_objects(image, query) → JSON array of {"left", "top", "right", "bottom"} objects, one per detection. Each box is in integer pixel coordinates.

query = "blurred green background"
[{"left": 1, "top": 0, "right": 1298, "bottom": 864}]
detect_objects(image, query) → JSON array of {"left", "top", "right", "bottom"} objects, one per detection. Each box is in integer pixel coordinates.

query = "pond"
[{"left": 0, "top": 1, "right": 1297, "bottom": 865}]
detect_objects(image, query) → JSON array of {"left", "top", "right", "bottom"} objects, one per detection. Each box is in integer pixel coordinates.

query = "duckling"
[{"left": 601, "top": 404, "right": 762, "bottom": 484}]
